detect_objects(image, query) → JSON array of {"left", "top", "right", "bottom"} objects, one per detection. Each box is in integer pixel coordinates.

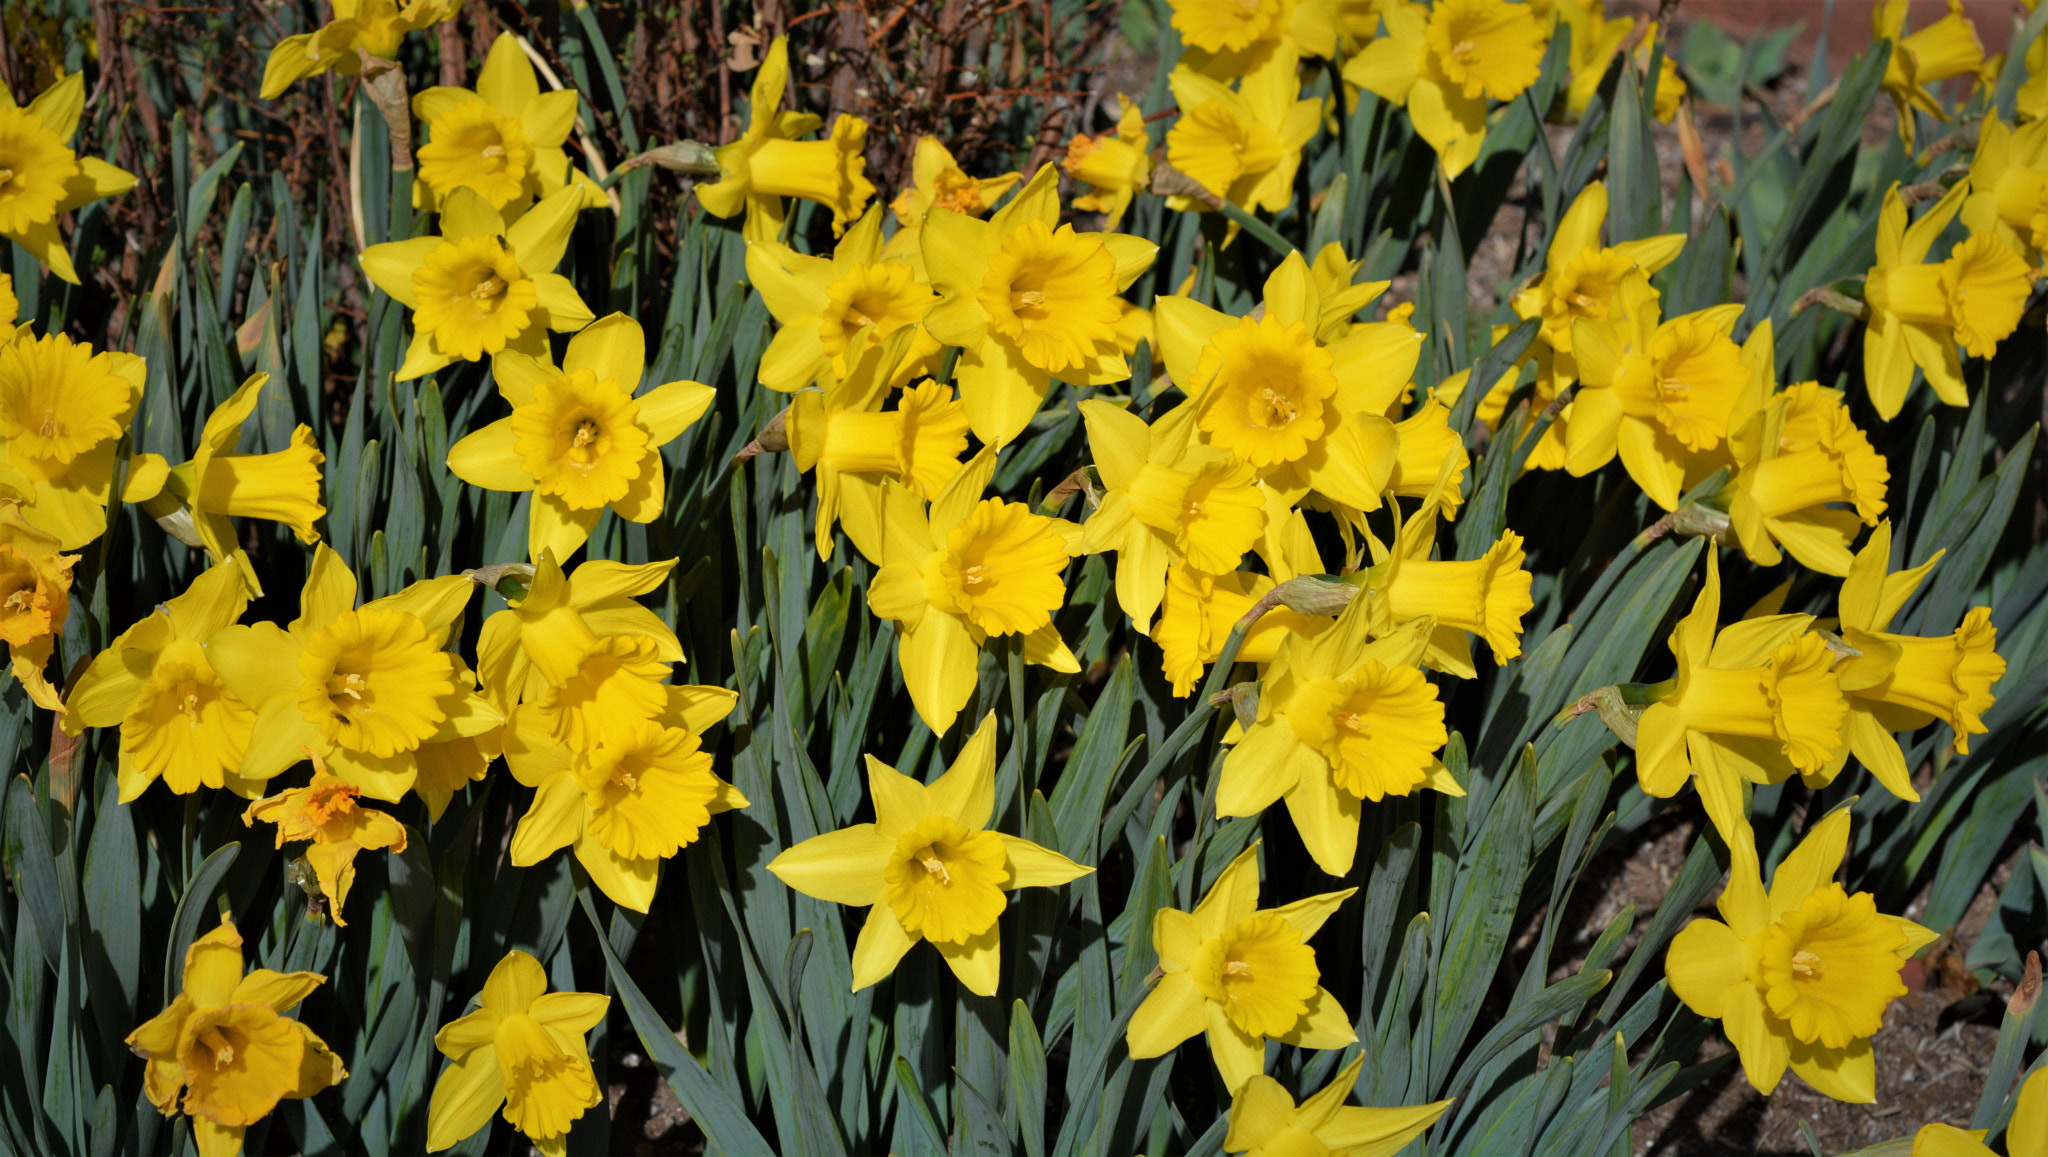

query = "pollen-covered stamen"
[
  {"left": 198, "top": 1026, "right": 236, "bottom": 1069},
  {"left": 1223, "top": 960, "right": 1253, "bottom": 977},
  {"left": 1790, "top": 950, "right": 1825, "bottom": 979},
  {"left": 38, "top": 407, "right": 60, "bottom": 439},
  {"left": 961, "top": 564, "right": 990, "bottom": 590},
  {"left": 0, "top": 169, "right": 14, "bottom": 186},
  {"left": 471, "top": 275, "right": 507, "bottom": 301},
  {"left": 1451, "top": 38, "right": 1480, "bottom": 61},
  {"left": 480, "top": 144, "right": 506, "bottom": 159},
  {"left": 919, "top": 852, "right": 952, "bottom": 884},
  {"left": 1250, "top": 387, "right": 1297, "bottom": 428},
  {"left": 1660, "top": 377, "right": 1691, "bottom": 400},
  {"left": 330, "top": 672, "right": 369, "bottom": 702}
]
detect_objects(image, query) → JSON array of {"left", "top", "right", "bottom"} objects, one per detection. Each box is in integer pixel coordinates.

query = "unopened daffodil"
[
  {"left": 1064, "top": 100, "right": 1154, "bottom": 228},
  {"left": 0, "top": 500, "right": 73, "bottom": 710},
  {"left": 1344, "top": 0, "right": 1550, "bottom": 178},
  {"left": 411, "top": 32, "right": 607, "bottom": 216},
  {"left": 748, "top": 206, "right": 942, "bottom": 393},
  {"left": 474, "top": 549, "right": 682, "bottom": 711},
  {"left": 426, "top": 949, "right": 610, "bottom": 1156},
  {"left": 696, "top": 36, "right": 874, "bottom": 243},
  {"left": 1223, "top": 1054, "right": 1453, "bottom": 1157},
  {"left": 767, "top": 713, "right": 1092, "bottom": 995},
  {"left": 0, "top": 329, "right": 152, "bottom": 548},
  {"left": 1911, "top": 1065, "right": 2045, "bottom": 1156},
  {"left": 260, "top": 0, "right": 461, "bottom": 99},
  {"left": 243, "top": 750, "right": 410, "bottom": 926},
  {"left": 0, "top": 73, "right": 138, "bottom": 283},
  {"left": 1874, "top": 0, "right": 1984, "bottom": 150}
]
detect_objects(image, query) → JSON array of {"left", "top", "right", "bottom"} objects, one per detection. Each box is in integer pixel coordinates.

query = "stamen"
[
  {"left": 961, "top": 564, "right": 990, "bottom": 590},
  {"left": 331, "top": 672, "right": 368, "bottom": 701},
  {"left": 1790, "top": 950, "right": 1825, "bottom": 979},
  {"left": 471, "top": 276, "right": 507, "bottom": 301},
  {"left": 481, "top": 144, "right": 506, "bottom": 159},
  {"left": 1011, "top": 289, "right": 1047, "bottom": 311},
  {"left": 0, "top": 168, "right": 14, "bottom": 186},
  {"left": 1252, "top": 387, "right": 1298, "bottom": 427},
  {"left": 198, "top": 1026, "right": 236, "bottom": 1069},
  {"left": 1451, "top": 38, "right": 1479, "bottom": 62},
  {"left": 1660, "top": 378, "right": 1691, "bottom": 400},
  {"left": 919, "top": 853, "right": 952, "bottom": 885},
  {"left": 1223, "top": 960, "right": 1253, "bottom": 977},
  {"left": 37, "top": 408, "right": 61, "bottom": 439}
]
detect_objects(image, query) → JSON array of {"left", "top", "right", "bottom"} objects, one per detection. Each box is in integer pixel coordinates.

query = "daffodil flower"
[
  {"left": 748, "top": 205, "right": 943, "bottom": 393},
  {"left": 205, "top": 543, "right": 502, "bottom": 815},
  {"left": 865, "top": 450, "right": 1082, "bottom": 737},
  {"left": 1165, "top": 47, "right": 1320, "bottom": 227},
  {"left": 259, "top": 0, "right": 460, "bottom": 99},
  {"left": 126, "top": 917, "right": 347, "bottom": 1157},
  {"left": 63, "top": 558, "right": 262, "bottom": 798},
  {"left": 922, "top": 165, "right": 1157, "bottom": 445},
  {"left": 0, "top": 272, "right": 16, "bottom": 326},
  {"left": 0, "top": 329, "right": 155, "bottom": 548},
  {"left": 1344, "top": 0, "right": 1550, "bottom": 178},
  {"left": 1874, "top": 0, "right": 1984, "bottom": 150},
  {"left": 1079, "top": 397, "right": 1266, "bottom": 630},
  {"left": 767, "top": 713, "right": 1092, "bottom": 995},
  {"left": 1166, "top": 0, "right": 1331, "bottom": 81},
  {"left": 1911, "top": 1065, "right": 2045, "bottom": 1156},
  {"left": 1220, "top": 609, "right": 1463, "bottom": 877},
  {"left": 1126, "top": 843, "right": 1357, "bottom": 1091},
  {"left": 1509, "top": 180, "right": 1686, "bottom": 394},
  {"left": 0, "top": 499, "right": 73, "bottom": 710},
  {"left": 411, "top": 33, "right": 608, "bottom": 217},
  {"left": 1961, "top": 117, "right": 2048, "bottom": 263},
  {"left": 359, "top": 185, "right": 596, "bottom": 381},
  {"left": 0, "top": 73, "right": 138, "bottom": 283},
  {"left": 1826, "top": 521, "right": 2004, "bottom": 796},
  {"left": 1667, "top": 807, "right": 1936, "bottom": 1102},
  {"left": 1222, "top": 1054, "right": 1453, "bottom": 1157},
  {"left": 426, "top": 949, "right": 610, "bottom": 1156},
  {"left": 446, "top": 313, "right": 716, "bottom": 562},
  {"left": 1302, "top": 241, "right": 1394, "bottom": 343},
  {"left": 1385, "top": 395, "right": 1471, "bottom": 518},
  {"left": 1151, "top": 501, "right": 1334, "bottom": 697},
  {"left": 1549, "top": 0, "right": 1686, "bottom": 123},
  {"left": 475, "top": 549, "right": 682, "bottom": 711},
  {"left": 502, "top": 683, "right": 742, "bottom": 911},
  {"left": 1634, "top": 550, "right": 1847, "bottom": 852},
  {"left": 1725, "top": 373, "right": 1888, "bottom": 577},
  {"left": 1064, "top": 101, "right": 1154, "bottom": 229},
  {"left": 1862, "top": 180, "right": 2032, "bottom": 421},
  {"left": 243, "top": 751, "right": 409, "bottom": 926},
  {"left": 696, "top": 36, "right": 874, "bottom": 243},
  {"left": 887, "top": 135, "right": 1020, "bottom": 260}
]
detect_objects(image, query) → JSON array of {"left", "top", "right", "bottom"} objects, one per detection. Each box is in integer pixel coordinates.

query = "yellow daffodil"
[
  {"left": 205, "top": 543, "right": 501, "bottom": 814},
  {"left": 1065, "top": 101, "right": 1154, "bottom": 228},
  {"left": 1303, "top": 241, "right": 1393, "bottom": 342},
  {"left": 1863, "top": 180, "right": 2032, "bottom": 420},
  {"left": 62, "top": 558, "right": 261, "bottom": 798},
  {"left": 475, "top": 549, "right": 681, "bottom": 711},
  {"left": 1874, "top": 0, "right": 1984, "bottom": 150},
  {"left": 1962, "top": 117, "right": 2048, "bottom": 261},
  {"left": 696, "top": 37, "right": 874, "bottom": 243},
  {"left": 446, "top": 314, "right": 715, "bottom": 562},
  {"left": 865, "top": 450, "right": 1081, "bottom": 736},
  {"left": 1511, "top": 180, "right": 1686, "bottom": 390},
  {"left": 1634, "top": 550, "right": 1847, "bottom": 852},
  {"left": 1565, "top": 272, "right": 1746, "bottom": 511},
  {"left": 260, "top": 0, "right": 460, "bottom": 99},
  {"left": 922, "top": 165, "right": 1157, "bottom": 445},
  {"left": 1223, "top": 1054, "right": 1453, "bottom": 1157},
  {"left": 1151, "top": 502, "right": 1333, "bottom": 696},
  {"left": 1826, "top": 521, "right": 2003, "bottom": 797},
  {"left": 1725, "top": 379, "right": 1887, "bottom": 576},
  {"left": 2022, "top": 33, "right": 2048, "bottom": 122},
  {"left": 1667, "top": 807, "right": 1936, "bottom": 1102},
  {"left": 502, "top": 681, "right": 741, "bottom": 910},
  {"left": 1344, "top": 0, "right": 1550, "bottom": 178},
  {"left": 426, "top": 949, "right": 610, "bottom": 1156},
  {"left": 1079, "top": 398, "right": 1266, "bottom": 630},
  {"left": 358, "top": 185, "right": 595, "bottom": 381},
  {"left": 133, "top": 372, "right": 325, "bottom": 595},
  {"left": 534, "top": 633, "right": 675, "bottom": 751},
  {"left": 1553, "top": 0, "right": 1632, "bottom": 120},
  {"left": 0, "top": 272, "right": 15, "bottom": 325},
  {"left": 767, "top": 713, "right": 1092, "bottom": 995},
  {"left": 1911, "top": 1065, "right": 2045, "bottom": 1156},
  {"left": 411, "top": 33, "right": 607, "bottom": 216},
  {"left": 1167, "top": 0, "right": 1347, "bottom": 79},
  {"left": 126, "top": 916, "right": 346, "bottom": 1157},
  {"left": 0, "top": 329, "right": 152, "bottom": 548},
  {"left": 888, "top": 135, "right": 1020, "bottom": 234},
  {"left": 1153, "top": 252, "right": 1409, "bottom": 512},
  {"left": 0, "top": 73, "right": 138, "bottom": 283},
  {"left": 0, "top": 500, "right": 73, "bottom": 710},
  {"left": 748, "top": 206, "right": 943, "bottom": 393},
  {"left": 1386, "top": 395, "right": 1470, "bottom": 518},
  {"left": 243, "top": 750, "right": 409, "bottom": 926},
  {"left": 1220, "top": 607, "right": 1462, "bottom": 877},
  {"left": 1165, "top": 47, "right": 1320, "bottom": 224},
  {"left": 1127, "top": 843, "right": 1356, "bottom": 1090}
]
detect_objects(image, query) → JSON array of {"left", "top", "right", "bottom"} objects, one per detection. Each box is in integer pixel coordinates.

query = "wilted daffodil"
[
  {"left": 1874, "top": 0, "right": 1984, "bottom": 151},
  {"left": 1127, "top": 843, "right": 1356, "bottom": 1091},
  {"left": 426, "top": 949, "right": 610, "bottom": 1156},
  {"left": 243, "top": 750, "right": 409, "bottom": 926},
  {"left": 503, "top": 683, "right": 742, "bottom": 911},
  {"left": 260, "top": 0, "right": 461, "bottom": 99},
  {"left": 866, "top": 450, "right": 1081, "bottom": 736},
  {"left": 1223, "top": 1055, "right": 1453, "bottom": 1157},
  {"left": 0, "top": 330, "right": 150, "bottom": 548},
  {"left": 696, "top": 36, "right": 874, "bottom": 243},
  {"left": 0, "top": 73, "right": 139, "bottom": 283},
  {"left": 1220, "top": 610, "right": 1463, "bottom": 877},
  {"left": 63, "top": 558, "right": 260, "bottom": 799},
  {"left": 205, "top": 543, "right": 501, "bottom": 813},
  {"left": 1633, "top": 550, "right": 1846, "bottom": 852},
  {"left": 767, "top": 713, "right": 1092, "bottom": 995},
  {"left": 126, "top": 916, "right": 346, "bottom": 1157},
  {"left": 475, "top": 550, "right": 682, "bottom": 711},
  {"left": 922, "top": 165, "right": 1157, "bottom": 445},
  {"left": 1080, "top": 398, "right": 1265, "bottom": 630},
  {"left": 1344, "top": 0, "right": 1550, "bottom": 178},
  {"left": 1912, "top": 1065, "right": 2046, "bottom": 1156},
  {"left": 1667, "top": 807, "right": 1936, "bottom": 1102},
  {"left": 1165, "top": 47, "right": 1319, "bottom": 225},
  {"left": 359, "top": 185, "right": 595, "bottom": 381},
  {"left": 447, "top": 314, "right": 716, "bottom": 562},
  {"left": 1862, "top": 180, "right": 2031, "bottom": 421},
  {"left": 1826, "top": 521, "right": 2003, "bottom": 796},
  {"left": 888, "top": 135, "right": 1020, "bottom": 233},
  {"left": 1725, "top": 378, "right": 1887, "bottom": 577},
  {"left": 1064, "top": 100, "right": 1153, "bottom": 229},
  {"left": 412, "top": 33, "right": 607, "bottom": 216},
  {"left": 748, "top": 205, "right": 942, "bottom": 393},
  {"left": 0, "top": 500, "right": 74, "bottom": 710},
  {"left": 1962, "top": 117, "right": 2048, "bottom": 262}
]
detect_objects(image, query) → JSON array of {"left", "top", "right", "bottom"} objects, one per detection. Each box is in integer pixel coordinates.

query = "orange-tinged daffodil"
[
  {"left": 426, "top": 949, "right": 610, "bottom": 1156},
  {"left": 1910, "top": 1065, "right": 2045, "bottom": 1156},
  {"left": 696, "top": 36, "right": 874, "bottom": 243},
  {"left": 411, "top": 33, "right": 607, "bottom": 216},
  {"left": 1065, "top": 100, "right": 1154, "bottom": 228},
  {"left": 0, "top": 73, "right": 138, "bottom": 283},
  {"left": 243, "top": 750, "right": 409, "bottom": 926},
  {"left": 126, "top": 916, "right": 346, "bottom": 1157},
  {"left": 0, "top": 329, "right": 154, "bottom": 548},
  {"left": 0, "top": 499, "right": 73, "bottom": 710},
  {"left": 1223, "top": 1054, "right": 1453, "bottom": 1157},
  {"left": 1874, "top": 0, "right": 1984, "bottom": 150},
  {"left": 474, "top": 549, "right": 681, "bottom": 711},
  {"left": 1344, "top": 0, "right": 1549, "bottom": 178},
  {"left": 767, "top": 713, "right": 1092, "bottom": 995},
  {"left": 446, "top": 313, "right": 716, "bottom": 562},
  {"left": 1165, "top": 47, "right": 1320, "bottom": 227},
  {"left": 888, "top": 134, "right": 1020, "bottom": 238},
  {"left": 1127, "top": 843, "right": 1356, "bottom": 1091},
  {"left": 260, "top": 0, "right": 461, "bottom": 99},
  {"left": 1667, "top": 807, "right": 1936, "bottom": 1102},
  {"left": 748, "top": 205, "right": 943, "bottom": 393}
]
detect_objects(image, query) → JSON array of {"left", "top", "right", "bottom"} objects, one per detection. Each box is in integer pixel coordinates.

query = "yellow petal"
[
  {"left": 927, "top": 711, "right": 999, "bottom": 829},
  {"left": 1721, "top": 982, "right": 1790, "bottom": 1095},
  {"left": 478, "top": 33, "right": 541, "bottom": 116},
  {"left": 574, "top": 834, "right": 660, "bottom": 912},
  {"left": 1665, "top": 918, "right": 1746, "bottom": 1019},
  {"left": 767, "top": 824, "right": 892, "bottom": 906},
  {"left": 1283, "top": 750, "right": 1362, "bottom": 877},
  {"left": 1126, "top": 973, "right": 1208, "bottom": 1058},
  {"left": 1765, "top": 807, "right": 1853, "bottom": 921},
  {"left": 933, "top": 922, "right": 1002, "bottom": 996},
  {"left": 481, "top": 949, "right": 549, "bottom": 1015},
  {"left": 1223, "top": 1074, "right": 1296, "bottom": 1152},
  {"left": 566, "top": 313, "right": 646, "bottom": 391},
  {"left": 230, "top": 968, "right": 326, "bottom": 1013},
  {"left": 447, "top": 418, "right": 535, "bottom": 491},
  {"left": 850, "top": 903, "right": 918, "bottom": 991},
  {"left": 998, "top": 834, "right": 1091, "bottom": 888},
  {"left": 1205, "top": 1002, "right": 1267, "bottom": 1093},
  {"left": 635, "top": 381, "right": 717, "bottom": 446},
  {"left": 425, "top": 1041, "right": 507, "bottom": 1150},
  {"left": 509, "top": 772, "right": 584, "bottom": 865},
  {"left": 897, "top": 610, "right": 979, "bottom": 738},
  {"left": 1270, "top": 888, "right": 1356, "bottom": 941},
  {"left": 1787, "top": 1035, "right": 1876, "bottom": 1103}
]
